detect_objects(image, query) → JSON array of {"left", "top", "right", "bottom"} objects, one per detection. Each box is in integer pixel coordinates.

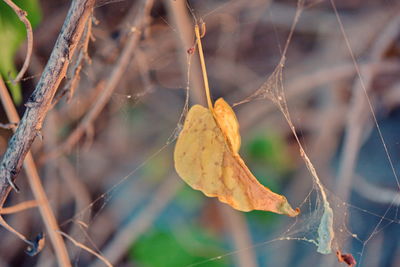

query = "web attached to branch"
[
  {"left": 50, "top": 0, "right": 400, "bottom": 266},
  {"left": 233, "top": 0, "right": 335, "bottom": 256}
]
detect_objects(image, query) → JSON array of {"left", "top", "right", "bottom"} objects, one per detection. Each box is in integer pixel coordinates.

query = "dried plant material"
[
  {"left": 59, "top": 231, "right": 112, "bottom": 267},
  {"left": 174, "top": 98, "right": 299, "bottom": 216},
  {"left": 336, "top": 251, "right": 356, "bottom": 267},
  {"left": 213, "top": 98, "right": 241, "bottom": 153},
  {"left": 0, "top": 200, "right": 38, "bottom": 214}
]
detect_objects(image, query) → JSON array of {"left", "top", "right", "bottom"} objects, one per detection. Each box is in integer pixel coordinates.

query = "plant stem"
[
  {"left": 195, "top": 24, "right": 213, "bottom": 111},
  {"left": 0, "top": 77, "right": 71, "bottom": 266}
]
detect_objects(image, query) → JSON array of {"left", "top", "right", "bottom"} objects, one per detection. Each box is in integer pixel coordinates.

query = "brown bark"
[{"left": 0, "top": 0, "right": 96, "bottom": 207}]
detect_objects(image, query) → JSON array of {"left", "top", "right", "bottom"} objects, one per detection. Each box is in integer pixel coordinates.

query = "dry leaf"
[
  {"left": 174, "top": 98, "right": 299, "bottom": 217},
  {"left": 336, "top": 251, "right": 356, "bottom": 267},
  {"left": 213, "top": 98, "right": 241, "bottom": 153}
]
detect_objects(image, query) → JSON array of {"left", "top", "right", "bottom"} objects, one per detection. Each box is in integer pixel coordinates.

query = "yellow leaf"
[
  {"left": 174, "top": 98, "right": 299, "bottom": 217},
  {"left": 213, "top": 98, "right": 241, "bottom": 153}
]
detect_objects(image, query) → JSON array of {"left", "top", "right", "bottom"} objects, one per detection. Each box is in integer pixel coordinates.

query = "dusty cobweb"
[{"left": 46, "top": 0, "right": 400, "bottom": 266}]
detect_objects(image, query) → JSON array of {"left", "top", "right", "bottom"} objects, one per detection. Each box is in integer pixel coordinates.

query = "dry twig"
[
  {"left": 0, "top": 200, "right": 37, "bottom": 214},
  {"left": 2, "top": 0, "right": 33, "bottom": 83},
  {"left": 44, "top": 0, "right": 154, "bottom": 160},
  {"left": 166, "top": 0, "right": 206, "bottom": 105},
  {"left": 0, "top": 76, "right": 71, "bottom": 266},
  {"left": 0, "top": 1, "right": 96, "bottom": 265},
  {"left": 0, "top": 0, "right": 95, "bottom": 205},
  {"left": 52, "top": 16, "right": 94, "bottom": 106},
  {"left": 59, "top": 231, "right": 112, "bottom": 267}
]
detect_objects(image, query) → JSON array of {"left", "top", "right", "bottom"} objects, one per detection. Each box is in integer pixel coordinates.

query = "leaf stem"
[{"left": 194, "top": 24, "right": 213, "bottom": 111}]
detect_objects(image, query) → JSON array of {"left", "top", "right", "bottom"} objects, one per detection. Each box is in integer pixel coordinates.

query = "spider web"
[{"left": 26, "top": 0, "right": 400, "bottom": 266}]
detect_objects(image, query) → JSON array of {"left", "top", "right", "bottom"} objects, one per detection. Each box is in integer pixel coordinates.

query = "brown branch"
[
  {"left": 43, "top": 0, "right": 154, "bottom": 161},
  {"left": 0, "top": 76, "right": 71, "bottom": 265},
  {"left": 0, "top": 215, "right": 33, "bottom": 249},
  {"left": 0, "top": 200, "right": 38, "bottom": 214},
  {"left": 3, "top": 0, "right": 33, "bottom": 83},
  {"left": 0, "top": 0, "right": 96, "bottom": 206},
  {"left": 52, "top": 17, "right": 93, "bottom": 107},
  {"left": 0, "top": 2, "right": 96, "bottom": 264}
]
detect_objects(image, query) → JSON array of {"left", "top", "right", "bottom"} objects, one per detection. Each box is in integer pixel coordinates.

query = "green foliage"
[
  {"left": 0, "top": 0, "right": 41, "bottom": 104},
  {"left": 245, "top": 133, "right": 293, "bottom": 173},
  {"left": 130, "top": 226, "right": 227, "bottom": 267}
]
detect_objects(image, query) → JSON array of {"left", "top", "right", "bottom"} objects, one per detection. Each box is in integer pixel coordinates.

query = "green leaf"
[
  {"left": 245, "top": 133, "right": 293, "bottom": 173},
  {"left": 0, "top": 0, "right": 41, "bottom": 104},
  {"left": 130, "top": 226, "right": 228, "bottom": 267}
]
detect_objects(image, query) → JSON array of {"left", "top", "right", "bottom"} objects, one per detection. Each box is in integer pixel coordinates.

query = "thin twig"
[
  {"left": 194, "top": 23, "right": 213, "bottom": 111},
  {"left": 58, "top": 156, "right": 91, "bottom": 251},
  {"left": 0, "top": 1, "right": 96, "bottom": 265},
  {"left": 90, "top": 176, "right": 182, "bottom": 267},
  {"left": 0, "top": 200, "right": 38, "bottom": 214},
  {"left": 52, "top": 16, "right": 93, "bottom": 107},
  {"left": 0, "top": 76, "right": 71, "bottom": 266},
  {"left": 3, "top": 0, "right": 33, "bottom": 83},
  {"left": 43, "top": 0, "right": 154, "bottom": 161},
  {"left": 58, "top": 157, "right": 91, "bottom": 220},
  {"left": 58, "top": 231, "right": 112, "bottom": 267},
  {"left": 0, "top": 215, "right": 33, "bottom": 248},
  {"left": 0, "top": 122, "right": 17, "bottom": 130},
  {"left": 0, "top": 0, "right": 96, "bottom": 205},
  {"left": 166, "top": 0, "right": 207, "bottom": 105}
]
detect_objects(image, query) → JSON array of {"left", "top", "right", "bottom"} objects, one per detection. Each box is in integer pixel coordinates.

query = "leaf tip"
[{"left": 278, "top": 200, "right": 300, "bottom": 217}]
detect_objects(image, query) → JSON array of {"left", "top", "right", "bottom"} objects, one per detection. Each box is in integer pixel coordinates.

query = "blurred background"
[{"left": 0, "top": 0, "right": 399, "bottom": 266}]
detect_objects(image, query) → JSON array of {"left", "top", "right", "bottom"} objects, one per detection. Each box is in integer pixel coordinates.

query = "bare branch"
[
  {"left": 0, "top": 0, "right": 96, "bottom": 205},
  {"left": 52, "top": 17, "right": 94, "bottom": 106},
  {"left": 0, "top": 76, "right": 72, "bottom": 265},
  {"left": 2, "top": 0, "right": 33, "bottom": 83},
  {"left": 0, "top": 215, "right": 34, "bottom": 249},
  {"left": 0, "top": 1, "right": 96, "bottom": 264},
  {"left": 0, "top": 200, "right": 38, "bottom": 214},
  {"left": 44, "top": 0, "right": 155, "bottom": 161}
]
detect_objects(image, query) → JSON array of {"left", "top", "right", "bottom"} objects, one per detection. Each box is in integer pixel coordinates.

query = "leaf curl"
[{"left": 174, "top": 98, "right": 299, "bottom": 217}]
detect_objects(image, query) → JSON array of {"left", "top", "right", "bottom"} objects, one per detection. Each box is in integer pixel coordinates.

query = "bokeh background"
[{"left": 0, "top": 0, "right": 399, "bottom": 266}]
